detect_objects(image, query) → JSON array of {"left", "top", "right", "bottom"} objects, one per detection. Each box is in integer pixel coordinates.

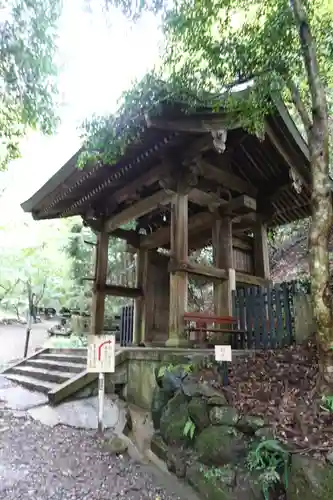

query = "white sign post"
[
  {"left": 214, "top": 345, "right": 232, "bottom": 386},
  {"left": 87, "top": 334, "right": 116, "bottom": 434},
  {"left": 214, "top": 345, "right": 232, "bottom": 362}
]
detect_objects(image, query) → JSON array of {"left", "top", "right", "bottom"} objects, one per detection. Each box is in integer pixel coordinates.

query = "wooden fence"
[{"left": 232, "top": 282, "right": 298, "bottom": 349}]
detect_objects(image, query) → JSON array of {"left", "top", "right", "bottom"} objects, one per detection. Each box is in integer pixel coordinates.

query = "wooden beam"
[
  {"left": 253, "top": 217, "right": 270, "bottom": 279},
  {"left": 91, "top": 230, "right": 109, "bottom": 336},
  {"left": 220, "top": 194, "right": 256, "bottom": 214},
  {"left": 265, "top": 124, "right": 308, "bottom": 188},
  {"left": 199, "top": 159, "right": 258, "bottom": 198},
  {"left": 105, "top": 190, "right": 172, "bottom": 232},
  {"left": 96, "top": 284, "right": 143, "bottom": 298},
  {"left": 142, "top": 211, "right": 212, "bottom": 249},
  {"left": 145, "top": 112, "right": 238, "bottom": 133},
  {"left": 111, "top": 163, "right": 169, "bottom": 207},
  {"left": 213, "top": 216, "right": 234, "bottom": 315},
  {"left": 141, "top": 196, "right": 257, "bottom": 250},
  {"left": 168, "top": 192, "right": 189, "bottom": 346},
  {"left": 133, "top": 249, "right": 148, "bottom": 344},
  {"left": 168, "top": 260, "right": 228, "bottom": 281},
  {"left": 110, "top": 228, "right": 141, "bottom": 247},
  {"left": 236, "top": 272, "right": 271, "bottom": 287}
]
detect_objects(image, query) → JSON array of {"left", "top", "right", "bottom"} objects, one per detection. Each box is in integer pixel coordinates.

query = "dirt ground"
[{"left": 0, "top": 321, "right": 53, "bottom": 370}]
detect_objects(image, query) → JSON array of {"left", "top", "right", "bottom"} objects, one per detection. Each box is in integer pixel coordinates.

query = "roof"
[{"left": 21, "top": 92, "right": 312, "bottom": 229}]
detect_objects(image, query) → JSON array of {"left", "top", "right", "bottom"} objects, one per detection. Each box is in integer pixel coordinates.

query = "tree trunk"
[
  {"left": 309, "top": 124, "right": 333, "bottom": 386},
  {"left": 291, "top": 0, "right": 333, "bottom": 385}
]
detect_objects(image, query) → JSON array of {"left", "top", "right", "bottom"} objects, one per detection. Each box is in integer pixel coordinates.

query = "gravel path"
[{"left": 0, "top": 407, "right": 197, "bottom": 500}]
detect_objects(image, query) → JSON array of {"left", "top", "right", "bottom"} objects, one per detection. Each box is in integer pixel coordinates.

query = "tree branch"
[
  {"left": 290, "top": 0, "right": 327, "bottom": 123},
  {"left": 285, "top": 77, "right": 312, "bottom": 131}
]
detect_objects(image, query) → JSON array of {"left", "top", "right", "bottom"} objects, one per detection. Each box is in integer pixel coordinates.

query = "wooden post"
[
  {"left": 133, "top": 248, "right": 148, "bottom": 344},
  {"left": 167, "top": 192, "right": 189, "bottom": 346},
  {"left": 253, "top": 217, "right": 270, "bottom": 279},
  {"left": 212, "top": 217, "right": 235, "bottom": 316},
  {"left": 91, "top": 229, "right": 109, "bottom": 337}
]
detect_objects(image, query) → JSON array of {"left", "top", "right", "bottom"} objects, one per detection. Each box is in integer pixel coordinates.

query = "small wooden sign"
[
  {"left": 214, "top": 345, "right": 232, "bottom": 362},
  {"left": 87, "top": 334, "right": 116, "bottom": 373}
]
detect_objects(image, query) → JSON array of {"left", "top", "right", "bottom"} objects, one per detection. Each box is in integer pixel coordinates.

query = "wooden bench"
[{"left": 184, "top": 312, "right": 245, "bottom": 348}]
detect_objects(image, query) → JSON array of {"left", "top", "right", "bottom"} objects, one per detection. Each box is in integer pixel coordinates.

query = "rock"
[
  {"left": 166, "top": 448, "right": 187, "bottom": 478},
  {"left": 182, "top": 378, "right": 226, "bottom": 400},
  {"left": 188, "top": 397, "right": 210, "bottom": 430},
  {"left": 123, "top": 408, "right": 133, "bottom": 436},
  {"left": 151, "top": 432, "right": 168, "bottom": 462},
  {"left": 75, "top": 386, "right": 94, "bottom": 399},
  {"left": 234, "top": 467, "right": 262, "bottom": 500},
  {"left": 287, "top": 454, "right": 333, "bottom": 500},
  {"left": 151, "top": 386, "right": 172, "bottom": 430},
  {"left": 254, "top": 426, "right": 275, "bottom": 440},
  {"left": 327, "top": 451, "right": 333, "bottom": 466},
  {"left": 160, "top": 391, "right": 189, "bottom": 446},
  {"left": 207, "top": 395, "right": 228, "bottom": 406},
  {"left": 209, "top": 406, "right": 239, "bottom": 426},
  {"left": 237, "top": 416, "right": 265, "bottom": 434},
  {"left": 104, "top": 434, "right": 128, "bottom": 455},
  {"left": 161, "top": 365, "right": 188, "bottom": 395},
  {"left": 195, "top": 425, "right": 247, "bottom": 466},
  {"left": 186, "top": 462, "right": 235, "bottom": 500}
]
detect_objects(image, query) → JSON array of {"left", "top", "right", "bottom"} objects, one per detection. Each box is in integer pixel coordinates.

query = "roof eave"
[{"left": 20, "top": 149, "right": 82, "bottom": 215}]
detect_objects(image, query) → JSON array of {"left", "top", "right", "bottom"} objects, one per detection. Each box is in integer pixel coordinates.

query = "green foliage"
[
  {"left": 199, "top": 463, "right": 234, "bottom": 483},
  {"left": 45, "top": 335, "right": 88, "bottom": 349},
  {"left": 78, "top": 71, "right": 229, "bottom": 169},
  {"left": 0, "top": 218, "right": 72, "bottom": 317},
  {"left": 183, "top": 417, "right": 196, "bottom": 440},
  {"left": 85, "top": 0, "right": 333, "bottom": 165},
  {"left": 0, "top": 0, "right": 61, "bottom": 170},
  {"left": 246, "top": 439, "right": 289, "bottom": 500},
  {"left": 320, "top": 395, "right": 333, "bottom": 412},
  {"left": 157, "top": 362, "right": 193, "bottom": 378}
]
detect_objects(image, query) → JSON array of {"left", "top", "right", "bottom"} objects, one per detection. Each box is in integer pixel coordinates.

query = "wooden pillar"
[
  {"left": 254, "top": 217, "right": 270, "bottom": 279},
  {"left": 91, "top": 230, "right": 109, "bottom": 336},
  {"left": 133, "top": 248, "right": 148, "bottom": 344},
  {"left": 212, "top": 217, "right": 235, "bottom": 316},
  {"left": 167, "top": 192, "right": 188, "bottom": 346}
]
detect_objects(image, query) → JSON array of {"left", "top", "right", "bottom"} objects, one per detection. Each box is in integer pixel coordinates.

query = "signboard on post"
[
  {"left": 214, "top": 345, "right": 232, "bottom": 362},
  {"left": 87, "top": 334, "right": 116, "bottom": 434},
  {"left": 87, "top": 334, "right": 116, "bottom": 373}
]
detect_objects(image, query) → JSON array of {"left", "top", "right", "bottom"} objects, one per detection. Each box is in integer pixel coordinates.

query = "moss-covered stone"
[
  {"left": 160, "top": 391, "right": 189, "bottom": 446},
  {"left": 195, "top": 425, "right": 247, "bottom": 466},
  {"left": 209, "top": 406, "right": 239, "bottom": 426},
  {"left": 287, "top": 454, "right": 333, "bottom": 500},
  {"left": 166, "top": 448, "right": 188, "bottom": 478},
  {"left": 150, "top": 432, "right": 168, "bottom": 462},
  {"left": 151, "top": 386, "right": 171, "bottom": 430},
  {"left": 186, "top": 462, "right": 235, "bottom": 500},
  {"left": 186, "top": 462, "right": 261, "bottom": 500},
  {"left": 237, "top": 416, "right": 265, "bottom": 434},
  {"left": 254, "top": 426, "right": 275, "bottom": 440},
  {"left": 207, "top": 394, "right": 228, "bottom": 406},
  {"left": 188, "top": 397, "right": 210, "bottom": 430}
]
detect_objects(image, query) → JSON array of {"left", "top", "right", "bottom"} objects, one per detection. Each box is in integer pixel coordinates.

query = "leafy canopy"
[
  {"left": 0, "top": 0, "right": 61, "bottom": 170},
  {"left": 80, "top": 0, "right": 333, "bottom": 169}
]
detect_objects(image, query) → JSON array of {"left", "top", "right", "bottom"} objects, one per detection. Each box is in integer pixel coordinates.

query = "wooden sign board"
[
  {"left": 214, "top": 345, "right": 232, "bottom": 362},
  {"left": 87, "top": 334, "right": 116, "bottom": 373}
]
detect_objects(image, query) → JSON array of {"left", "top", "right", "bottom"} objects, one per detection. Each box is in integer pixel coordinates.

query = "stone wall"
[
  {"left": 123, "top": 349, "right": 216, "bottom": 410},
  {"left": 150, "top": 361, "right": 333, "bottom": 500}
]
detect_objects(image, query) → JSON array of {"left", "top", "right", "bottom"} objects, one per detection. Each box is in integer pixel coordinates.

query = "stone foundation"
[{"left": 150, "top": 359, "right": 333, "bottom": 500}]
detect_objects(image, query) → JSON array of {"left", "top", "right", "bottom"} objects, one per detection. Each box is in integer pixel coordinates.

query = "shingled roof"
[{"left": 21, "top": 90, "right": 312, "bottom": 230}]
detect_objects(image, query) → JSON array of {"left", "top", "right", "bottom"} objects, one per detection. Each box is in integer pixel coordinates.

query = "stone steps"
[
  {"left": 2, "top": 349, "right": 89, "bottom": 402},
  {"left": 26, "top": 358, "right": 86, "bottom": 373},
  {"left": 2, "top": 347, "right": 129, "bottom": 405},
  {"left": 9, "top": 365, "right": 74, "bottom": 384},
  {"left": 4, "top": 373, "right": 57, "bottom": 394}
]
